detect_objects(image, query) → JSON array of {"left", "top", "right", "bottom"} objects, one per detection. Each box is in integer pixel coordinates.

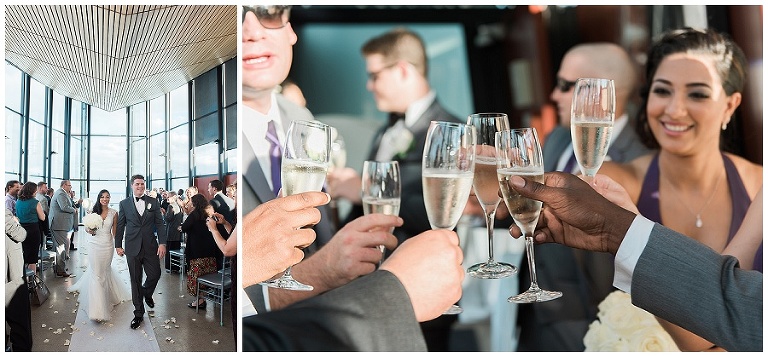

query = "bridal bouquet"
[
  {"left": 583, "top": 290, "right": 680, "bottom": 352},
  {"left": 82, "top": 213, "right": 103, "bottom": 231}
]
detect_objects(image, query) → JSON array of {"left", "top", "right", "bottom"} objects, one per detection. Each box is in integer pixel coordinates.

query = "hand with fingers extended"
[
  {"left": 380, "top": 229, "right": 464, "bottom": 322},
  {"left": 507, "top": 172, "right": 637, "bottom": 255},
  {"left": 241, "top": 191, "right": 330, "bottom": 287},
  {"left": 290, "top": 213, "right": 401, "bottom": 292}
]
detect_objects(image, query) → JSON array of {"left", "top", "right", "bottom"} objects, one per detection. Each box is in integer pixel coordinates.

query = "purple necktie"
[
  {"left": 266, "top": 121, "right": 282, "bottom": 197},
  {"left": 561, "top": 152, "right": 578, "bottom": 174}
]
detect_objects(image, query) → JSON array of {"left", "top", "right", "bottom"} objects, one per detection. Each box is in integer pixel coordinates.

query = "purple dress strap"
[{"left": 636, "top": 153, "right": 760, "bottom": 272}]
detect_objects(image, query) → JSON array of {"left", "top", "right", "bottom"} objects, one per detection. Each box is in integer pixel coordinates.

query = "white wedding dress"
[{"left": 68, "top": 208, "right": 131, "bottom": 321}]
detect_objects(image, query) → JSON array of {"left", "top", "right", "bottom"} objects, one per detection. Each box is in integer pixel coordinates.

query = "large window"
[{"left": 4, "top": 57, "right": 237, "bottom": 210}]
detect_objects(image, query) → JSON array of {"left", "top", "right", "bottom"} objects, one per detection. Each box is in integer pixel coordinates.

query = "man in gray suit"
[
  {"left": 507, "top": 172, "right": 762, "bottom": 352},
  {"left": 115, "top": 174, "right": 167, "bottom": 330},
  {"left": 241, "top": 5, "right": 401, "bottom": 316},
  {"left": 48, "top": 180, "right": 76, "bottom": 277},
  {"left": 517, "top": 42, "right": 651, "bottom": 352}
]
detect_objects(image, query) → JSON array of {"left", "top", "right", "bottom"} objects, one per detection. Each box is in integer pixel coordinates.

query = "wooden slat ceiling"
[{"left": 5, "top": 5, "right": 237, "bottom": 112}]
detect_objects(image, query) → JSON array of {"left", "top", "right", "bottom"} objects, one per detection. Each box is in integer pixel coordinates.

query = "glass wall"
[{"left": 4, "top": 58, "right": 237, "bottom": 214}]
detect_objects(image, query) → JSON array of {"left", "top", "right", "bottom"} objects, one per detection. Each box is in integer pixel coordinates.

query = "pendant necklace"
[{"left": 662, "top": 172, "right": 724, "bottom": 228}]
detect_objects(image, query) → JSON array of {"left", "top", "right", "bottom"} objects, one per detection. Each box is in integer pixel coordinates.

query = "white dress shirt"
[
  {"left": 613, "top": 215, "right": 656, "bottom": 294},
  {"left": 242, "top": 93, "right": 285, "bottom": 192},
  {"left": 134, "top": 195, "right": 146, "bottom": 216}
]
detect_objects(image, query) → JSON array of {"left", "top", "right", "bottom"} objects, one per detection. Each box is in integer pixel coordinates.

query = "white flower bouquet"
[
  {"left": 583, "top": 290, "right": 680, "bottom": 352},
  {"left": 82, "top": 213, "right": 103, "bottom": 231}
]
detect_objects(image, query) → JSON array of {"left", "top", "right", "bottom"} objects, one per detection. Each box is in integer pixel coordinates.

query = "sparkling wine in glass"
[
  {"left": 361, "top": 160, "right": 401, "bottom": 265},
  {"left": 496, "top": 128, "right": 562, "bottom": 303},
  {"left": 570, "top": 78, "right": 615, "bottom": 183},
  {"left": 262, "top": 119, "right": 331, "bottom": 291},
  {"left": 466, "top": 113, "right": 517, "bottom": 279},
  {"left": 422, "top": 121, "right": 476, "bottom": 314},
  {"left": 327, "top": 127, "right": 347, "bottom": 227}
]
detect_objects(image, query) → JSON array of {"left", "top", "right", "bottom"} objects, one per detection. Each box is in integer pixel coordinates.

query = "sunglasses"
[
  {"left": 555, "top": 77, "right": 577, "bottom": 92},
  {"left": 242, "top": 5, "right": 291, "bottom": 29}
]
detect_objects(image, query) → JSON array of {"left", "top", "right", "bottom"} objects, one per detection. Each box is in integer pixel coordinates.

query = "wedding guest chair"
[{"left": 195, "top": 256, "right": 232, "bottom": 326}]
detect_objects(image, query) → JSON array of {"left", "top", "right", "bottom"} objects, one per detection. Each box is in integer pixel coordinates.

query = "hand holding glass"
[
  {"left": 496, "top": 128, "right": 562, "bottom": 303},
  {"left": 261, "top": 120, "right": 331, "bottom": 291},
  {"left": 422, "top": 121, "right": 476, "bottom": 314},
  {"left": 570, "top": 78, "right": 615, "bottom": 183},
  {"left": 466, "top": 113, "right": 517, "bottom": 279}
]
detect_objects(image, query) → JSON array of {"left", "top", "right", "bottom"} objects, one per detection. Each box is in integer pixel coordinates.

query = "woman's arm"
[
  {"left": 35, "top": 201, "right": 45, "bottom": 220},
  {"left": 112, "top": 211, "right": 118, "bottom": 238}
]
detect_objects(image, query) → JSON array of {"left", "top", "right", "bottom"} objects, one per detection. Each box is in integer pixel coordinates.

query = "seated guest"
[{"left": 181, "top": 194, "right": 223, "bottom": 309}]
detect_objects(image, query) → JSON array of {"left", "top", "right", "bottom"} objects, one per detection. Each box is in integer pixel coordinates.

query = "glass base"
[
  {"left": 443, "top": 304, "right": 463, "bottom": 315},
  {"left": 508, "top": 288, "right": 562, "bottom": 303},
  {"left": 468, "top": 261, "right": 518, "bottom": 279},
  {"left": 260, "top": 277, "right": 314, "bottom": 291}
]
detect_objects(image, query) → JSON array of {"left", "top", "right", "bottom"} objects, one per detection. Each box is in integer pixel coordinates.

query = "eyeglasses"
[
  {"left": 555, "top": 77, "right": 577, "bottom": 92},
  {"left": 242, "top": 5, "right": 291, "bottom": 29},
  {"left": 367, "top": 62, "right": 398, "bottom": 82}
]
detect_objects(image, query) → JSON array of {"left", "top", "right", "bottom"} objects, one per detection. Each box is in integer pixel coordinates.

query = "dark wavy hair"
[
  {"left": 18, "top": 181, "right": 37, "bottom": 200},
  {"left": 190, "top": 193, "right": 211, "bottom": 220},
  {"left": 636, "top": 27, "right": 747, "bottom": 150},
  {"left": 92, "top": 189, "right": 110, "bottom": 215}
]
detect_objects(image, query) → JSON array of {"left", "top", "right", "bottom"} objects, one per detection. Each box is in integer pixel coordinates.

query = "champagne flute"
[
  {"left": 496, "top": 128, "right": 562, "bottom": 303},
  {"left": 570, "top": 78, "right": 615, "bottom": 184},
  {"left": 466, "top": 113, "right": 517, "bottom": 279},
  {"left": 361, "top": 160, "right": 401, "bottom": 265},
  {"left": 422, "top": 121, "right": 476, "bottom": 314},
  {"left": 261, "top": 119, "right": 331, "bottom": 291}
]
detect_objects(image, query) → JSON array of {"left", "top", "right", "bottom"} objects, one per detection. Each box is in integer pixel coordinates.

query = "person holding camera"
[{"left": 180, "top": 193, "right": 223, "bottom": 308}]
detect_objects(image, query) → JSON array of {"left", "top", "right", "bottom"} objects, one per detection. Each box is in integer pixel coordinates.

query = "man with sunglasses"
[
  {"left": 516, "top": 43, "right": 650, "bottom": 352},
  {"left": 241, "top": 6, "right": 464, "bottom": 351}
]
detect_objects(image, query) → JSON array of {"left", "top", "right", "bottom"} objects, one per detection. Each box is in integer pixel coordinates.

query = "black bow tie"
[
  {"left": 135, "top": 196, "right": 144, "bottom": 202},
  {"left": 388, "top": 112, "right": 405, "bottom": 126}
]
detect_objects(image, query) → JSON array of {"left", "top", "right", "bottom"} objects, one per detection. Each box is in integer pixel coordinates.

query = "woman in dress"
[
  {"left": 181, "top": 186, "right": 199, "bottom": 215},
  {"left": 600, "top": 27, "right": 762, "bottom": 351},
  {"left": 67, "top": 189, "right": 131, "bottom": 322},
  {"left": 15, "top": 182, "right": 45, "bottom": 273},
  {"left": 181, "top": 193, "right": 222, "bottom": 308}
]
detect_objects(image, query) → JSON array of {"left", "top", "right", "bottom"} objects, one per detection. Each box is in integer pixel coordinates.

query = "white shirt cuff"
[{"left": 613, "top": 215, "right": 655, "bottom": 294}]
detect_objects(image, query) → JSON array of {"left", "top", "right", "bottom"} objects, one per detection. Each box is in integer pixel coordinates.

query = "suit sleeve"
[
  {"left": 115, "top": 201, "right": 126, "bottom": 248},
  {"left": 54, "top": 192, "right": 75, "bottom": 213},
  {"left": 242, "top": 270, "right": 427, "bottom": 352},
  {"left": 631, "top": 224, "right": 763, "bottom": 352}
]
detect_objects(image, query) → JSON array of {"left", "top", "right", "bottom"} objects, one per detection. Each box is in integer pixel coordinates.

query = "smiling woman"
[{"left": 598, "top": 27, "right": 762, "bottom": 352}]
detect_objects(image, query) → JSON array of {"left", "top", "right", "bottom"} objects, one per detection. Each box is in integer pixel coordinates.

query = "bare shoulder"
[
  {"left": 599, "top": 152, "right": 656, "bottom": 202},
  {"left": 725, "top": 153, "right": 763, "bottom": 198}
]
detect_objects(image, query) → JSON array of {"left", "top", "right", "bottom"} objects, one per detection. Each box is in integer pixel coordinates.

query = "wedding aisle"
[
  {"left": 67, "top": 251, "right": 160, "bottom": 351},
  {"left": 29, "top": 229, "right": 237, "bottom": 352}
]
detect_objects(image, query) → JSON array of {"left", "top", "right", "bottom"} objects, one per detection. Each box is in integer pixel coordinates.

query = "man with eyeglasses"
[
  {"left": 516, "top": 43, "right": 650, "bottom": 352},
  {"left": 241, "top": 6, "right": 464, "bottom": 351},
  {"left": 325, "top": 28, "right": 463, "bottom": 351}
]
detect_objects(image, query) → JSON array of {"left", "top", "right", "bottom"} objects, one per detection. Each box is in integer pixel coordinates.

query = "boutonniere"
[
  {"left": 147, "top": 203, "right": 152, "bottom": 210},
  {"left": 393, "top": 129, "right": 414, "bottom": 160}
]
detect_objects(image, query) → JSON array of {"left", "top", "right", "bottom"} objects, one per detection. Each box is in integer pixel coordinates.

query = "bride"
[{"left": 68, "top": 189, "right": 131, "bottom": 322}]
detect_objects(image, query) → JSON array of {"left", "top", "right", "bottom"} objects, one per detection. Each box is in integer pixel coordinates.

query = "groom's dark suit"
[{"left": 115, "top": 195, "right": 167, "bottom": 319}]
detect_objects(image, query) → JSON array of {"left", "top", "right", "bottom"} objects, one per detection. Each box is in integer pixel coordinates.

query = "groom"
[{"left": 115, "top": 174, "right": 167, "bottom": 329}]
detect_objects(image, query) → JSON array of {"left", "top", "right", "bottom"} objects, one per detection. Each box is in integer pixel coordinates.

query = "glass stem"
[
  {"left": 484, "top": 206, "right": 497, "bottom": 264},
  {"left": 524, "top": 235, "right": 540, "bottom": 291}
]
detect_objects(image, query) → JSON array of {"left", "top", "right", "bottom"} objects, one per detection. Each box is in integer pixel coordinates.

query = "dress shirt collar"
[
  {"left": 243, "top": 93, "right": 283, "bottom": 152},
  {"left": 403, "top": 90, "right": 436, "bottom": 128}
]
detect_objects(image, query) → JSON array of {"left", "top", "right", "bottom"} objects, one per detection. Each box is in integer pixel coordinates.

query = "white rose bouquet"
[
  {"left": 82, "top": 212, "right": 103, "bottom": 231},
  {"left": 583, "top": 290, "right": 680, "bottom": 352}
]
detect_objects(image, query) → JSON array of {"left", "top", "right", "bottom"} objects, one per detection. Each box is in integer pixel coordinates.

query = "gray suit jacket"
[
  {"left": 242, "top": 270, "right": 426, "bottom": 351},
  {"left": 48, "top": 188, "right": 75, "bottom": 231},
  {"left": 633, "top": 223, "right": 762, "bottom": 352},
  {"left": 519, "top": 122, "right": 650, "bottom": 351},
  {"left": 114, "top": 196, "right": 167, "bottom": 257},
  {"left": 242, "top": 94, "right": 335, "bottom": 311},
  {"left": 35, "top": 192, "right": 49, "bottom": 214}
]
